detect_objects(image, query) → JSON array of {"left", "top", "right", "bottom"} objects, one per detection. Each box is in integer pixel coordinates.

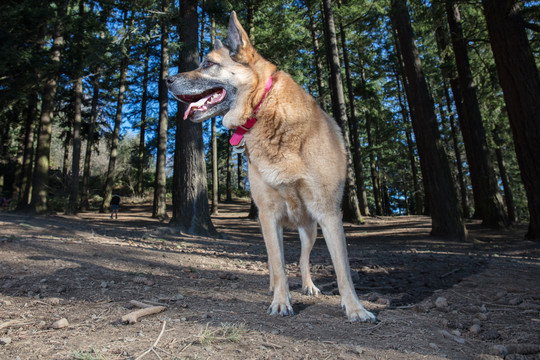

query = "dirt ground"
[{"left": 1, "top": 200, "right": 539, "bottom": 360}]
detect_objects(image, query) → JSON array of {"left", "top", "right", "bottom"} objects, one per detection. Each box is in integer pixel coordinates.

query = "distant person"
[
  {"left": 110, "top": 194, "right": 120, "bottom": 219},
  {"left": 0, "top": 197, "right": 10, "bottom": 209}
]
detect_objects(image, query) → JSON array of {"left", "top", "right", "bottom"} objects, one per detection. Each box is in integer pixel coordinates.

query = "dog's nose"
[{"left": 166, "top": 76, "right": 175, "bottom": 85}]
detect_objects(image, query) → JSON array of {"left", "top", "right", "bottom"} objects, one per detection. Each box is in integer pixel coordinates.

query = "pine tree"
[
  {"left": 391, "top": 0, "right": 467, "bottom": 241},
  {"left": 170, "top": 0, "right": 217, "bottom": 236},
  {"left": 482, "top": 0, "right": 540, "bottom": 240}
]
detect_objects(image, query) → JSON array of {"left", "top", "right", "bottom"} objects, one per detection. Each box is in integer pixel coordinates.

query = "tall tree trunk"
[
  {"left": 153, "top": 0, "right": 170, "bottom": 220},
  {"left": 210, "top": 116, "right": 219, "bottom": 215},
  {"left": 482, "top": 0, "right": 540, "bottom": 239},
  {"left": 446, "top": 0, "right": 508, "bottom": 227},
  {"left": 432, "top": 9, "right": 470, "bottom": 218},
  {"left": 237, "top": 155, "right": 243, "bottom": 191},
  {"left": 16, "top": 91, "right": 38, "bottom": 209},
  {"left": 226, "top": 134, "right": 232, "bottom": 202},
  {"left": 321, "top": 0, "right": 362, "bottom": 223},
  {"left": 494, "top": 141, "right": 517, "bottom": 223},
  {"left": 339, "top": 19, "right": 369, "bottom": 216},
  {"left": 67, "top": 75, "right": 83, "bottom": 213},
  {"left": 392, "top": 27, "right": 430, "bottom": 216},
  {"left": 80, "top": 73, "right": 100, "bottom": 210},
  {"left": 80, "top": 73, "right": 99, "bottom": 210},
  {"left": 66, "top": 0, "right": 85, "bottom": 215},
  {"left": 62, "top": 131, "right": 70, "bottom": 187},
  {"left": 210, "top": 16, "right": 219, "bottom": 216},
  {"left": 307, "top": 5, "right": 328, "bottom": 111},
  {"left": 391, "top": 0, "right": 467, "bottom": 241},
  {"left": 31, "top": 0, "right": 68, "bottom": 214},
  {"left": 171, "top": 0, "right": 216, "bottom": 236},
  {"left": 365, "top": 112, "right": 382, "bottom": 215},
  {"left": 394, "top": 64, "right": 422, "bottom": 215},
  {"left": 137, "top": 46, "right": 150, "bottom": 197}
]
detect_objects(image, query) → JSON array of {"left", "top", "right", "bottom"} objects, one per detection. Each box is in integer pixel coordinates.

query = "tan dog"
[{"left": 167, "top": 11, "right": 375, "bottom": 322}]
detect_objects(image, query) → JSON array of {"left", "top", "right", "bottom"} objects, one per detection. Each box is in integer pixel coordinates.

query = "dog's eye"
[{"left": 204, "top": 60, "right": 216, "bottom": 69}]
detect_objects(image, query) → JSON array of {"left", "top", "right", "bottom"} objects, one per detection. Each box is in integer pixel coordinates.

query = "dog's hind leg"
[
  {"left": 259, "top": 211, "right": 294, "bottom": 316},
  {"left": 319, "top": 215, "right": 376, "bottom": 323},
  {"left": 298, "top": 221, "right": 320, "bottom": 296}
]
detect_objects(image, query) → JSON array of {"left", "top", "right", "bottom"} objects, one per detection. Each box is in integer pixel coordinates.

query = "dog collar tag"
[{"left": 232, "top": 139, "right": 246, "bottom": 154}]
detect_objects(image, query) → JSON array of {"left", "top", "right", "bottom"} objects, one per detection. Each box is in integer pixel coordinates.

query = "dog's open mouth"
[{"left": 173, "top": 88, "right": 227, "bottom": 120}]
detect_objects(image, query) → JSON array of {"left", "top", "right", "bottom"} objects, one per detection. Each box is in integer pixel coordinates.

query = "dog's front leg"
[
  {"left": 319, "top": 215, "right": 376, "bottom": 323},
  {"left": 259, "top": 212, "right": 294, "bottom": 316}
]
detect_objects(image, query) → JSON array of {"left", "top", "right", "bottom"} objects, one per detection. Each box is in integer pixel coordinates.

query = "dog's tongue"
[
  {"left": 183, "top": 89, "right": 226, "bottom": 120},
  {"left": 184, "top": 96, "right": 210, "bottom": 120}
]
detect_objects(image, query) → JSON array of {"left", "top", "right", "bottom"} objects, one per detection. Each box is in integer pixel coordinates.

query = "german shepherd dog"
[{"left": 167, "top": 12, "right": 376, "bottom": 322}]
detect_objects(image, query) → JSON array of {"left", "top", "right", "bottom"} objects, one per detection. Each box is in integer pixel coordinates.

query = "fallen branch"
[
  {"left": 0, "top": 320, "right": 32, "bottom": 330},
  {"left": 135, "top": 321, "right": 167, "bottom": 360},
  {"left": 122, "top": 301, "right": 167, "bottom": 324}
]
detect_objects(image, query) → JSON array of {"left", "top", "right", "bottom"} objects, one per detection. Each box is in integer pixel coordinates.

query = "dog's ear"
[{"left": 227, "top": 11, "right": 251, "bottom": 59}]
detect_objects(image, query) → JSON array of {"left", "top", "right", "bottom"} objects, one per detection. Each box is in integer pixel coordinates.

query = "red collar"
[{"left": 230, "top": 76, "right": 273, "bottom": 147}]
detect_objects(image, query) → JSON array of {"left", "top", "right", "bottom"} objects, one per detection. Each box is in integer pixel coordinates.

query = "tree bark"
[
  {"left": 66, "top": 0, "right": 85, "bottom": 215},
  {"left": 210, "top": 16, "right": 219, "bottom": 216},
  {"left": 321, "top": 0, "right": 362, "bottom": 223},
  {"left": 307, "top": 4, "right": 328, "bottom": 112},
  {"left": 137, "top": 46, "right": 150, "bottom": 197},
  {"left": 171, "top": 0, "right": 216, "bottom": 236},
  {"left": 80, "top": 72, "right": 100, "bottom": 210},
  {"left": 66, "top": 75, "right": 83, "bottom": 214},
  {"left": 153, "top": 0, "right": 170, "bottom": 220},
  {"left": 226, "top": 133, "right": 232, "bottom": 202},
  {"left": 446, "top": 0, "right": 508, "bottom": 227},
  {"left": 365, "top": 112, "right": 382, "bottom": 216},
  {"left": 16, "top": 91, "right": 38, "bottom": 209},
  {"left": 394, "top": 64, "right": 422, "bottom": 215},
  {"left": 494, "top": 144, "right": 517, "bottom": 223},
  {"left": 391, "top": 0, "right": 467, "bottom": 241},
  {"left": 31, "top": 0, "right": 68, "bottom": 214},
  {"left": 339, "top": 18, "right": 369, "bottom": 216},
  {"left": 482, "top": 0, "right": 540, "bottom": 239}
]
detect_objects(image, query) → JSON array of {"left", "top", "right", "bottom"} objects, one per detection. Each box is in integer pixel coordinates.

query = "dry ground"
[{"left": 1, "top": 200, "right": 539, "bottom": 360}]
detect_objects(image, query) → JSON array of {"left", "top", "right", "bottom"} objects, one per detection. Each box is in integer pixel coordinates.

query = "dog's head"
[{"left": 166, "top": 11, "right": 276, "bottom": 128}]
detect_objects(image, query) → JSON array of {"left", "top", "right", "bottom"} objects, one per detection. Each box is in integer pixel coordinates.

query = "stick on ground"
[{"left": 122, "top": 302, "right": 167, "bottom": 324}]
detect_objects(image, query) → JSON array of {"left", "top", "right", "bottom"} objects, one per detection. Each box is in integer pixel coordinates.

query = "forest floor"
[{"left": 1, "top": 200, "right": 539, "bottom": 360}]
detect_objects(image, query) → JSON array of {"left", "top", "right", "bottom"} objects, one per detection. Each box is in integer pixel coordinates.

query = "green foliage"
[{"left": 0, "top": 0, "right": 532, "bottom": 221}]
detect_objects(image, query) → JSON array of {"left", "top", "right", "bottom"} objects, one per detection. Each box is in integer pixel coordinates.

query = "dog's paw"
[
  {"left": 342, "top": 304, "right": 377, "bottom": 323},
  {"left": 267, "top": 301, "right": 294, "bottom": 317},
  {"left": 302, "top": 284, "right": 321, "bottom": 296}
]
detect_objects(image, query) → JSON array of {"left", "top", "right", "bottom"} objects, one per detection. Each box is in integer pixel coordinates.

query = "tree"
[
  {"left": 31, "top": 0, "right": 68, "bottom": 213},
  {"left": 321, "top": 0, "right": 362, "bottom": 224},
  {"left": 170, "top": 0, "right": 217, "bottom": 236},
  {"left": 66, "top": 0, "right": 86, "bottom": 215},
  {"left": 482, "top": 0, "right": 540, "bottom": 240},
  {"left": 446, "top": 0, "right": 508, "bottom": 228},
  {"left": 153, "top": 0, "right": 170, "bottom": 220},
  {"left": 391, "top": 0, "right": 467, "bottom": 241},
  {"left": 338, "top": 12, "right": 369, "bottom": 216},
  {"left": 136, "top": 45, "right": 150, "bottom": 197}
]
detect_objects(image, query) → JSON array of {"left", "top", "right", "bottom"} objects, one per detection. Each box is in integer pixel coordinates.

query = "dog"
[{"left": 166, "top": 11, "right": 376, "bottom": 322}]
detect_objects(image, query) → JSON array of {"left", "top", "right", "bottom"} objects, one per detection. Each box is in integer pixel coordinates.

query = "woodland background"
[{"left": 0, "top": 0, "right": 539, "bottom": 240}]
